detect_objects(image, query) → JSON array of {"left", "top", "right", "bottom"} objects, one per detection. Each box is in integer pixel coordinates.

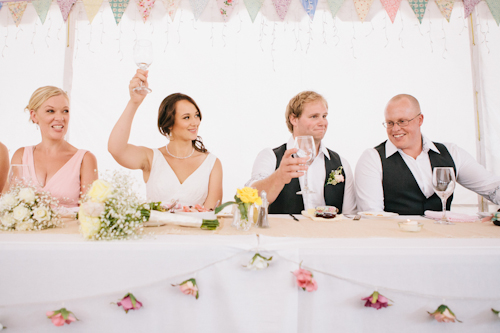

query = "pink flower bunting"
[
  {"left": 173, "top": 278, "right": 199, "bottom": 299},
  {"left": 57, "top": 0, "right": 77, "bottom": 22},
  {"left": 408, "top": 0, "right": 429, "bottom": 24},
  {"left": 117, "top": 293, "right": 143, "bottom": 313},
  {"left": 162, "top": 0, "right": 181, "bottom": 21},
  {"left": 293, "top": 267, "right": 318, "bottom": 292},
  {"left": 217, "top": 0, "right": 237, "bottom": 21},
  {"left": 361, "top": 291, "right": 392, "bottom": 309},
  {"left": 353, "top": 0, "right": 374, "bottom": 22},
  {"left": 271, "top": 0, "right": 292, "bottom": 21},
  {"left": 135, "top": 0, "right": 156, "bottom": 22},
  {"left": 428, "top": 304, "right": 462, "bottom": 323},
  {"left": 380, "top": 0, "right": 400, "bottom": 23},
  {"left": 464, "top": 0, "right": 480, "bottom": 18},
  {"left": 435, "top": 0, "right": 454, "bottom": 22},
  {"left": 46, "top": 308, "right": 78, "bottom": 326},
  {"left": 8, "top": 1, "right": 28, "bottom": 27}
]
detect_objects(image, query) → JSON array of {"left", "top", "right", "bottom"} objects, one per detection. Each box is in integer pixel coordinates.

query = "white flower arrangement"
[
  {"left": 326, "top": 166, "right": 345, "bottom": 186},
  {"left": 0, "top": 185, "right": 61, "bottom": 231}
]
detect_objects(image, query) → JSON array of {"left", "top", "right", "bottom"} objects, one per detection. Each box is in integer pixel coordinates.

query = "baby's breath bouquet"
[{"left": 0, "top": 184, "right": 61, "bottom": 231}]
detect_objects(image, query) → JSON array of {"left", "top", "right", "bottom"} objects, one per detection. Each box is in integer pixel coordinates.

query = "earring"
[{"left": 35, "top": 123, "right": 39, "bottom": 130}]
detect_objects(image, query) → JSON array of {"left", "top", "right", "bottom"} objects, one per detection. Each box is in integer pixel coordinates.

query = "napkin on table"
[{"left": 424, "top": 210, "right": 479, "bottom": 223}]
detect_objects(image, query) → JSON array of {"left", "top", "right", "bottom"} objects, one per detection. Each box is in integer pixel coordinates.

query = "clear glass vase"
[{"left": 231, "top": 204, "right": 253, "bottom": 231}]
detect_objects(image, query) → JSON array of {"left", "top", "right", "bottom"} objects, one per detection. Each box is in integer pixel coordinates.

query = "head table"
[{"left": 1, "top": 215, "right": 500, "bottom": 332}]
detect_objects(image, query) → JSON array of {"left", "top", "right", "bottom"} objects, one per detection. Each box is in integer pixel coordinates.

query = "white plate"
[
  {"left": 477, "top": 212, "right": 495, "bottom": 218},
  {"left": 174, "top": 211, "right": 217, "bottom": 220},
  {"left": 358, "top": 211, "right": 399, "bottom": 219},
  {"left": 216, "top": 211, "right": 234, "bottom": 217},
  {"left": 301, "top": 209, "right": 343, "bottom": 222}
]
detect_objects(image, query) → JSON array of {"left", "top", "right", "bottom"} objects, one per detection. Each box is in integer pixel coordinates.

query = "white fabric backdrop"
[{"left": 0, "top": 0, "right": 499, "bottom": 209}]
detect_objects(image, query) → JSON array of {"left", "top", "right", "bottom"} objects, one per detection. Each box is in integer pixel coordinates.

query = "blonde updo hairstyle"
[
  {"left": 25, "top": 86, "right": 69, "bottom": 123},
  {"left": 285, "top": 91, "right": 328, "bottom": 133}
]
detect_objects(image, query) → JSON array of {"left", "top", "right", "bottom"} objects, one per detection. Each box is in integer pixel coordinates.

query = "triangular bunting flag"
[
  {"left": 408, "top": 0, "right": 429, "bottom": 23},
  {"left": 485, "top": 0, "right": 500, "bottom": 25},
  {"left": 188, "top": 0, "right": 209, "bottom": 20},
  {"left": 83, "top": 0, "right": 103, "bottom": 23},
  {"left": 162, "top": 0, "right": 180, "bottom": 21},
  {"left": 243, "top": 0, "right": 263, "bottom": 22},
  {"left": 300, "top": 0, "right": 318, "bottom": 20},
  {"left": 217, "top": 0, "right": 237, "bottom": 21},
  {"left": 57, "top": 0, "right": 77, "bottom": 21},
  {"left": 135, "top": 0, "right": 155, "bottom": 22},
  {"left": 435, "top": 0, "right": 454, "bottom": 22},
  {"left": 326, "top": 0, "right": 344, "bottom": 18},
  {"left": 109, "top": 0, "right": 130, "bottom": 24},
  {"left": 8, "top": 1, "right": 27, "bottom": 27},
  {"left": 353, "top": 0, "right": 374, "bottom": 22},
  {"left": 0, "top": 3, "right": 3, "bottom": 11},
  {"left": 271, "top": 0, "right": 292, "bottom": 20},
  {"left": 463, "top": 0, "right": 480, "bottom": 18},
  {"left": 32, "top": 0, "right": 52, "bottom": 24},
  {"left": 380, "top": 0, "right": 401, "bottom": 23}
]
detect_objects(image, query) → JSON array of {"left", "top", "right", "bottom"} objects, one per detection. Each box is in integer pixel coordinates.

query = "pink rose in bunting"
[
  {"left": 353, "top": 0, "right": 374, "bottom": 22},
  {"left": 116, "top": 293, "right": 143, "bottom": 313},
  {"left": 135, "top": 0, "right": 156, "bottom": 22},
  {"left": 271, "top": 0, "right": 292, "bottom": 21},
  {"left": 428, "top": 304, "right": 461, "bottom": 323},
  {"left": 173, "top": 278, "right": 199, "bottom": 299},
  {"left": 464, "top": 0, "right": 480, "bottom": 18},
  {"left": 57, "top": 0, "right": 77, "bottom": 21},
  {"left": 380, "top": 0, "right": 401, "bottom": 23},
  {"left": 46, "top": 308, "right": 78, "bottom": 326},
  {"left": 361, "top": 291, "right": 393, "bottom": 309},
  {"left": 292, "top": 267, "right": 318, "bottom": 292},
  {"left": 217, "top": 0, "right": 237, "bottom": 21},
  {"left": 162, "top": 0, "right": 181, "bottom": 21},
  {"left": 8, "top": 1, "right": 28, "bottom": 27}
]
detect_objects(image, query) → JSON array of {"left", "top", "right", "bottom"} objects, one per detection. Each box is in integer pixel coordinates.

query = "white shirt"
[
  {"left": 248, "top": 136, "right": 357, "bottom": 214},
  {"left": 355, "top": 135, "right": 500, "bottom": 212}
]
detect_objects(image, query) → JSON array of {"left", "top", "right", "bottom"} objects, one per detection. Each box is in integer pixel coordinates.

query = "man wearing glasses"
[{"left": 355, "top": 94, "right": 500, "bottom": 215}]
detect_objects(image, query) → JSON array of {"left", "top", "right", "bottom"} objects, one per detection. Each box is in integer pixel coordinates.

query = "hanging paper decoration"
[
  {"left": 8, "top": 1, "right": 27, "bottom": 27},
  {"left": 217, "top": 0, "right": 237, "bottom": 21},
  {"left": 32, "top": 0, "right": 51, "bottom": 24},
  {"left": 243, "top": 0, "right": 263, "bottom": 22},
  {"left": 271, "top": 0, "right": 292, "bottom": 20},
  {"left": 0, "top": 3, "right": 3, "bottom": 11},
  {"left": 83, "top": 0, "right": 103, "bottom": 23},
  {"left": 463, "top": 0, "right": 480, "bottom": 18},
  {"left": 326, "top": 0, "right": 344, "bottom": 18},
  {"left": 300, "top": 0, "right": 318, "bottom": 20},
  {"left": 485, "top": 0, "right": 500, "bottom": 25},
  {"left": 110, "top": 0, "right": 130, "bottom": 24},
  {"left": 435, "top": 0, "right": 454, "bottom": 22},
  {"left": 380, "top": 0, "right": 400, "bottom": 23},
  {"left": 353, "top": 0, "right": 374, "bottom": 22},
  {"left": 408, "top": 0, "right": 428, "bottom": 24},
  {"left": 189, "top": 0, "right": 210, "bottom": 20},
  {"left": 135, "top": 0, "right": 155, "bottom": 22},
  {"left": 162, "top": 0, "right": 180, "bottom": 21},
  {"left": 57, "top": 0, "right": 77, "bottom": 21}
]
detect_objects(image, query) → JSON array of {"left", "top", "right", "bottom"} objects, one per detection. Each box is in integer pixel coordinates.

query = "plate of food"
[
  {"left": 301, "top": 207, "right": 343, "bottom": 222},
  {"left": 358, "top": 211, "right": 399, "bottom": 219}
]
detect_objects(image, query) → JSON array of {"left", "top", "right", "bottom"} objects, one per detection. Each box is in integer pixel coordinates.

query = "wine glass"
[
  {"left": 432, "top": 167, "right": 456, "bottom": 225},
  {"left": 133, "top": 39, "right": 153, "bottom": 94},
  {"left": 5, "top": 164, "right": 27, "bottom": 192},
  {"left": 294, "top": 136, "right": 315, "bottom": 195}
]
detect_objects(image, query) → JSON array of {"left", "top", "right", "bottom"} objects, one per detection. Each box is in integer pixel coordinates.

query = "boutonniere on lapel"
[{"left": 326, "top": 166, "right": 344, "bottom": 186}]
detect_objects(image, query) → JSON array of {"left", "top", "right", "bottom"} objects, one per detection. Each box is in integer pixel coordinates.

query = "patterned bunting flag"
[
  {"left": 217, "top": 0, "right": 236, "bottom": 21},
  {"left": 300, "top": 0, "right": 318, "bottom": 20},
  {"left": 83, "top": 0, "right": 103, "bottom": 23},
  {"left": 109, "top": 0, "right": 130, "bottom": 24},
  {"left": 485, "top": 0, "right": 500, "bottom": 25},
  {"left": 463, "top": 0, "right": 480, "bottom": 18},
  {"left": 271, "top": 0, "right": 292, "bottom": 20},
  {"left": 408, "top": 0, "right": 428, "bottom": 23},
  {"left": 188, "top": 0, "right": 210, "bottom": 20},
  {"left": 435, "top": 0, "right": 454, "bottom": 22},
  {"left": 8, "top": 1, "right": 27, "bottom": 26},
  {"left": 162, "top": 0, "right": 180, "bottom": 21},
  {"left": 326, "top": 0, "right": 344, "bottom": 18},
  {"left": 353, "top": 0, "right": 374, "bottom": 22},
  {"left": 243, "top": 0, "right": 263, "bottom": 22},
  {"left": 0, "top": 3, "right": 4, "bottom": 11},
  {"left": 57, "top": 0, "right": 77, "bottom": 21},
  {"left": 380, "top": 0, "right": 400, "bottom": 23},
  {"left": 32, "top": 0, "right": 51, "bottom": 24},
  {"left": 135, "top": 0, "right": 155, "bottom": 22}
]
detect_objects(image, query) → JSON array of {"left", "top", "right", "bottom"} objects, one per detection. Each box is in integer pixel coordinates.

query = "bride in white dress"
[{"left": 108, "top": 69, "right": 223, "bottom": 209}]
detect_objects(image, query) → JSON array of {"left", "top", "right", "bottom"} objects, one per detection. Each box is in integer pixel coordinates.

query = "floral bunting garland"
[
  {"left": 217, "top": 0, "right": 236, "bottom": 21},
  {"left": 46, "top": 308, "right": 78, "bottom": 326},
  {"left": 162, "top": 0, "right": 181, "bottom": 21},
  {"left": 57, "top": 0, "right": 77, "bottom": 21},
  {"left": 326, "top": 0, "right": 344, "bottom": 18},
  {"left": 271, "top": 0, "right": 292, "bottom": 20},
  {"left": 353, "top": 0, "right": 374, "bottom": 22},
  {"left": 435, "top": 0, "right": 454, "bottom": 22},
  {"left": 8, "top": 1, "right": 27, "bottom": 27},
  {"left": 83, "top": 0, "right": 103, "bottom": 23},
  {"left": 485, "top": 0, "right": 500, "bottom": 26},
  {"left": 31, "top": 0, "right": 51, "bottom": 24},
  {"left": 243, "top": 0, "right": 263, "bottom": 22},
  {"left": 0, "top": 2, "right": 3, "bottom": 10},
  {"left": 408, "top": 0, "right": 428, "bottom": 24},
  {"left": 464, "top": 0, "right": 481, "bottom": 18},
  {"left": 300, "top": 0, "right": 318, "bottom": 20},
  {"left": 117, "top": 293, "right": 143, "bottom": 312},
  {"left": 135, "top": 0, "right": 155, "bottom": 22},
  {"left": 380, "top": 0, "right": 400, "bottom": 23},
  {"left": 109, "top": 0, "right": 130, "bottom": 24},
  {"left": 189, "top": 0, "right": 210, "bottom": 20}
]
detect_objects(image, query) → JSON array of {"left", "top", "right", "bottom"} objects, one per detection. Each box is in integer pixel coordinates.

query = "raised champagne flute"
[
  {"left": 5, "top": 164, "right": 26, "bottom": 191},
  {"left": 432, "top": 167, "right": 456, "bottom": 225},
  {"left": 133, "top": 39, "right": 153, "bottom": 94},
  {"left": 294, "top": 135, "right": 315, "bottom": 195}
]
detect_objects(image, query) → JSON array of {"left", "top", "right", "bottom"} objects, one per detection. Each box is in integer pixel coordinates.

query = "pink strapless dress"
[{"left": 22, "top": 146, "right": 88, "bottom": 208}]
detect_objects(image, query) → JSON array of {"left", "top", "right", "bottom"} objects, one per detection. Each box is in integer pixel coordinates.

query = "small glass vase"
[{"left": 231, "top": 204, "right": 254, "bottom": 231}]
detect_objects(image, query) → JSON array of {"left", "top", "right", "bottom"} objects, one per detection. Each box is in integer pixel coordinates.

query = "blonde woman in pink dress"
[
  {"left": 10, "top": 86, "right": 98, "bottom": 208},
  {"left": 0, "top": 142, "right": 9, "bottom": 192}
]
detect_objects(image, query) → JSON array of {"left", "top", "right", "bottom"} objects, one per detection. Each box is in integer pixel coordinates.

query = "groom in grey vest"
[{"left": 248, "top": 91, "right": 357, "bottom": 215}]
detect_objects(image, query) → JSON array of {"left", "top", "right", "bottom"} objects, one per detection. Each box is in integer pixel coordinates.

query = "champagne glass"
[
  {"left": 432, "top": 167, "right": 456, "bottom": 225},
  {"left": 5, "top": 164, "right": 26, "bottom": 192},
  {"left": 133, "top": 39, "right": 153, "bottom": 94},
  {"left": 294, "top": 136, "right": 315, "bottom": 195}
]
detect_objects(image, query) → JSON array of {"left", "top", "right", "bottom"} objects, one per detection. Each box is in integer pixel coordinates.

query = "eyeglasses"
[{"left": 382, "top": 113, "right": 421, "bottom": 129}]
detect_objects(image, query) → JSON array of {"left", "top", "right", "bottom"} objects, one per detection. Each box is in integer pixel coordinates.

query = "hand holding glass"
[
  {"left": 432, "top": 167, "right": 456, "bottom": 224},
  {"left": 294, "top": 136, "right": 315, "bottom": 195},
  {"left": 133, "top": 40, "right": 153, "bottom": 94}
]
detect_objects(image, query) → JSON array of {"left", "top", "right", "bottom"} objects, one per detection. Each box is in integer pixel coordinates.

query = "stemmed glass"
[
  {"left": 5, "top": 164, "right": 26, "bottom": 192},
  {"left": 294, "top": 136, "right": 315, "bottom": 195},
  {"left": 432, "top": 167, "right": 456, "bottom": 225},
  {"left": 133, "top": 39, "right": 153, "bottom": 94}
]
